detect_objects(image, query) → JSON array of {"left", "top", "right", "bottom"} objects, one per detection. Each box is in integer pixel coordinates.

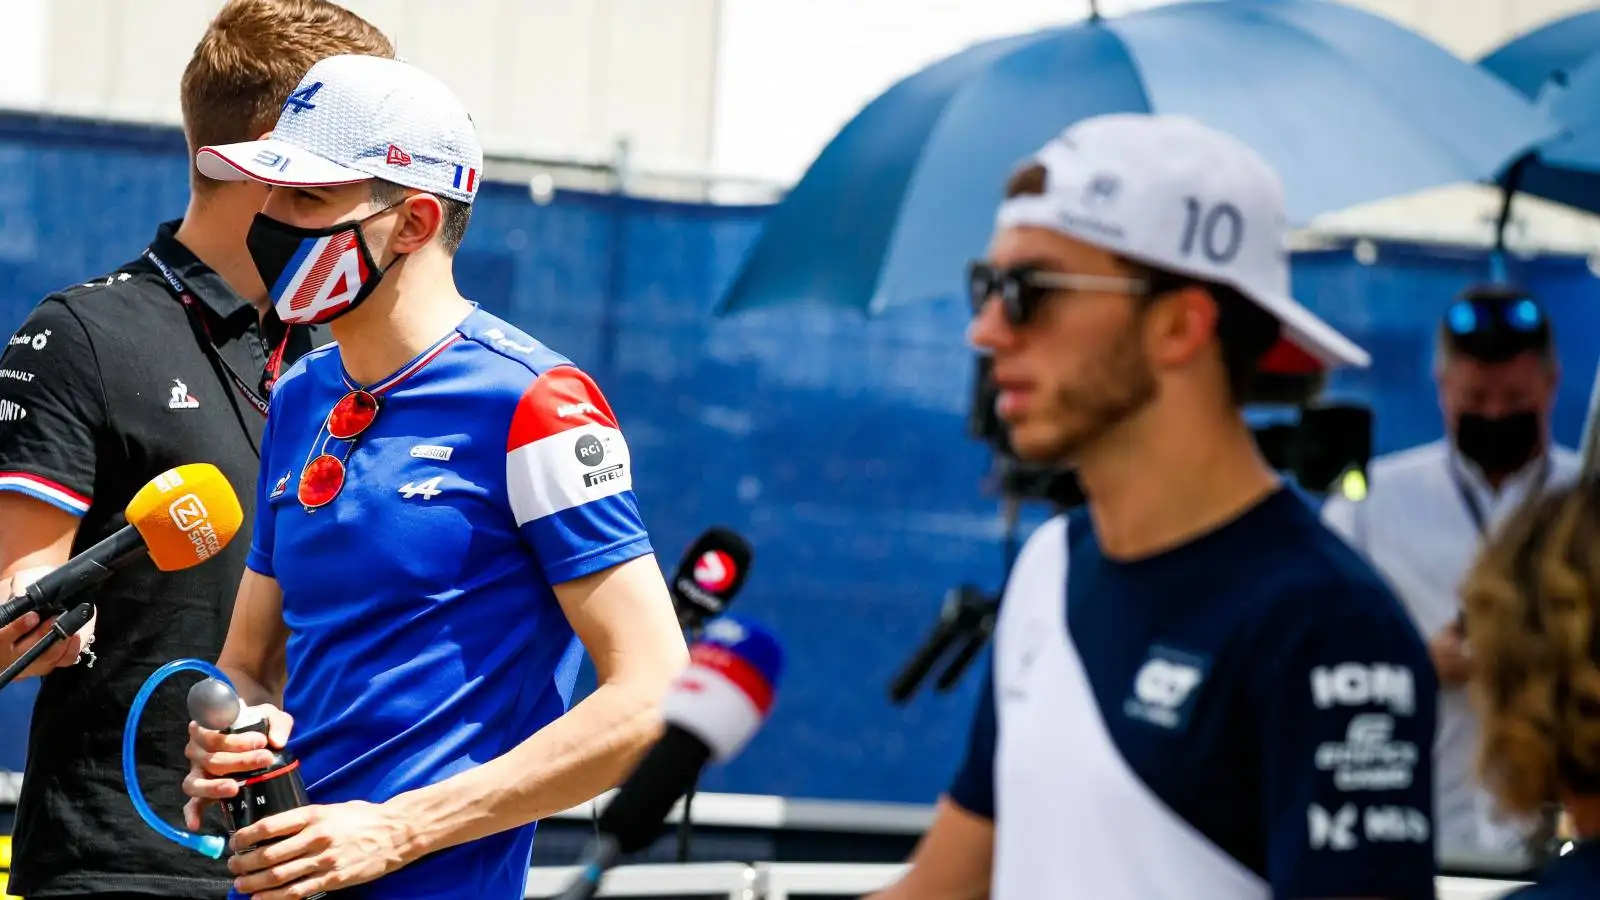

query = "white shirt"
[{"left": 1321, "top": 438, "right": 1580, "bottom": 857}]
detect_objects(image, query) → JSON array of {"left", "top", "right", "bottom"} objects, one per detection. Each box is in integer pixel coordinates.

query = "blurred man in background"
[
  {"left": 0, "top": 3, "right": 392, "bottom": 898},
  {"left": 1457, "top": 479, "right": 1600, "bottom": 896},
  {"left": 870, "top": 113, "right": 1435, "bottom": 900},
  {"left": 1322, "top": 284, "right": 1579, "bottom": 861}
]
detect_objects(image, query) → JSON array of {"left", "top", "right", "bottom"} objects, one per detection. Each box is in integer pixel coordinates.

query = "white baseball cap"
[
  {"left": 197, "top": 55, "right": 485, "bottom": 204},
  {"left": 996, "top": 113, "right": 1368, "bottom": 370}
]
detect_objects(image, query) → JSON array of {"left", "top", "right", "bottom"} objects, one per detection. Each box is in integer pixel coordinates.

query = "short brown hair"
[
  {"left": 180, "top": 0, "right": 394, "bottom": 192},
  {"left": 1462, "top": 480, "right": 1600, "bottom": 813},
  {"left": 370, "top": 181, "right": 473, "bottom": 255},
  {"left": 1002, "top": 163, "right": 1286, "bottom": 406}
]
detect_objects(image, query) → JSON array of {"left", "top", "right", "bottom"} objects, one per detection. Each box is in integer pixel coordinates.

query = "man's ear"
[
  {"left": 390, "top": 193, "right": 443, "bottom": 254},
  {"left": 1145, "top": 285, "right": 1218, "bottom": 368}
]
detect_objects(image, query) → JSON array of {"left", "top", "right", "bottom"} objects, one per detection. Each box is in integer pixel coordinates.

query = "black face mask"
[
  {"left": 1454, "top": 410, "right": 1541, "bottom": 476},
  {"left": 246, "top": 208, "right": 400, "bottom": 326}
]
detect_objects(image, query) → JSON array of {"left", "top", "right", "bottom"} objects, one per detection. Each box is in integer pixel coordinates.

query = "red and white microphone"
[{"left": 555, "top": 615, "right": 784, "bottom": 900}]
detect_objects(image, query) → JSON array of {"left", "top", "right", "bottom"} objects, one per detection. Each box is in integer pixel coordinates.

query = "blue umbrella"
[
  {"left": 1478, "top": 8, "right": 1600, "bottom": 100},
  {"left": 1477, "top": 11, "right": 1600, "bottom": 219},
  {"left": 716, "top": 0, "right": 1557, "bottom": 316}
]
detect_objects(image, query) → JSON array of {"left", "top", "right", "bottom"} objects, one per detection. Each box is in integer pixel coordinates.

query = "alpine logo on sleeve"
[{"left": 505, "top": 367, "right": 634, "bottom": 526}]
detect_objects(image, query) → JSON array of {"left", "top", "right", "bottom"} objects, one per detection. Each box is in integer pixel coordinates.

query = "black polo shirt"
[{"left": 0, "top": 220, "right": 326, "bottom": 898}]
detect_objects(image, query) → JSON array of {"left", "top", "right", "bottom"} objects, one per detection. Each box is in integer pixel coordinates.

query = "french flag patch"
[{"left": 452, "top": 164, "right": 478, "bottom": 193}]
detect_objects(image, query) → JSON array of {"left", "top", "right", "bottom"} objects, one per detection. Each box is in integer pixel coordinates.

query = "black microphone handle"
[
  {"left": 935, "top": 612, "right": 997, "bottom": 693},
  {"left": 888, "top": 616, "right": 961, "bottom": 705},
  {"left": 552, "top": 832, "right": 622, "bottom": 900},
  {"left": 0, "top": 524, "right": 146, "bottom": 627},
  {"left": 675, "top": 775, "right": 700, "bottom": 864},
  {"left": 598, "top": 725, "right": 713, "bottom": 855},
  {"left": 674, "top": 622, "right": 704, "bottom": 863},
  {"left": 0, "top": 602, "right": 94, "bottom": 691}
]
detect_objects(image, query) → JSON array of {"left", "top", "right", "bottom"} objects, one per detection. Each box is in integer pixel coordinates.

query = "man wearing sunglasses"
[
  {"left": 1322, "top": 284, "right": 1579, "bottom": 862},
  {"left": 869, "top": 114, "right": 1435, "bottom": 899},
  {"left": 175, "top": 55, "right": 688, "bottom": 900}
]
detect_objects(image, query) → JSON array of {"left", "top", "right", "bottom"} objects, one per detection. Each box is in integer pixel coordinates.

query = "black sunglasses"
[{"left": 967, "top": 261, "right": 1149, "bottom": 326}]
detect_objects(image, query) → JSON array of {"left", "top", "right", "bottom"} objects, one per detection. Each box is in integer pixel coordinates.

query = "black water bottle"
[{"left": 187, "top": 678, "right": 325, "bottom": 900}]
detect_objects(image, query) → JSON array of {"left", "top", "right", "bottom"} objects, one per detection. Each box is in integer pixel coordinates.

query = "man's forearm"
[
  {"left": 387, "top": 680, "right": 666, "bottom": 859},
  {"left": 217, "top": 663, "right": 283, "bottom": 708}
]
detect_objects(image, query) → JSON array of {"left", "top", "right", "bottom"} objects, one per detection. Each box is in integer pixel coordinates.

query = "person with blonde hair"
[
  {"left": 1460, "top": 479, "right": 1600, "bottom": 896},
  {"left": 0, "top": 3, "right": 393, "bottom": 898}
]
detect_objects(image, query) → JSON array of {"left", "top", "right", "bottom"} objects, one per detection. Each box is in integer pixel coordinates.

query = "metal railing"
[{"left": 520, "top": 862, "right": 1529, "bottom": 899}]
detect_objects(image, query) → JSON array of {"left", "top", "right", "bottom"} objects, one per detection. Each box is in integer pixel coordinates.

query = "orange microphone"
[{"left": 0, "top": 463, "right": 242, "bottom": 627}]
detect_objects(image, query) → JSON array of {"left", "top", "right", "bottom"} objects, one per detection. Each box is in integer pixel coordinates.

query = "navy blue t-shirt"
[
  {"left": 1507, "top": 841, "right": 1600, "bottom": 898},
  {"left": 951, "top": 487, "right": 1438, "bottom": 899}
]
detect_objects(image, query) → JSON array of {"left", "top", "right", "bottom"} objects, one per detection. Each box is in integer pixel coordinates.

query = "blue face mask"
[{"left": 245, "top": 207, "right": 400, "bottom": 325}]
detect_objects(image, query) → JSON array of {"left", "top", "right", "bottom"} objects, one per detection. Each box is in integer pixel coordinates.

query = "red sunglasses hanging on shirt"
[{"left": 298, "top": 389, "right": 380, "bottom": 509}]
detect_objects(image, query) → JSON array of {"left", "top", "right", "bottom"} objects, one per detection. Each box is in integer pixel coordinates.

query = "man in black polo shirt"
[{"left": 0, "top": 4, "right": 392, "bottom": 898}]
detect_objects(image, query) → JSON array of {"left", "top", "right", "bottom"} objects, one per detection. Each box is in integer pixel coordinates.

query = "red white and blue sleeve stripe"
[
  {"left": 0, "top": 471, "right": 92, "bottom": 517},
  {"left": 505, "top": 366, "right": 652, "bottom": 584}
]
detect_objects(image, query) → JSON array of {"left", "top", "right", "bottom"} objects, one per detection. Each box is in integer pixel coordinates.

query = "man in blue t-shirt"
[
  {"left": 178, "top": 55, "right": 688, "bottom": 900},
  {"left": 869, "top": 115, "right": 1437, "bottom": 899}
]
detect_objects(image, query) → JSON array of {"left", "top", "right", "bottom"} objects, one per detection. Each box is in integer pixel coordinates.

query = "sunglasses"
[
  {"left": 967, "top": 261, "right": 1149, "bottom": 326},
  {"left": 1445, "top": 297, "right": 1544, "bottom": 336},
  {"left": 298, "top": 388, "right": 381, "bottom": 509},
  {"left": 1443, "top": 296, "right": 1548, "bottom": 362}
]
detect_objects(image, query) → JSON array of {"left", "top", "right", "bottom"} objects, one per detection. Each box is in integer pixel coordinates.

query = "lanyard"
[
  {"left": 1451, "top": 456, "right": 1550, "bottom": 538},
  {"left": 144, "top": 249, "right": 286, "bottom": 418}
]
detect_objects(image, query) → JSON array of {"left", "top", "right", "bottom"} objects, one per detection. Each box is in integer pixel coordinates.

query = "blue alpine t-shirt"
[{"left": 241, "top": 306, "right": 653, "bottom": 900}]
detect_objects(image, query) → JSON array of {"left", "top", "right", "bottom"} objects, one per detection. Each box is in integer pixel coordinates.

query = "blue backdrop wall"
[{"left": 1, "top": 113, "right": 1598, "bottom": 806}]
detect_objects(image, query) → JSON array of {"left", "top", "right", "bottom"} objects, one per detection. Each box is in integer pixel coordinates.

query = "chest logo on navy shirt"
[
  {"left": 1124, "top": 645, "right": 1210, "bottom": 731},
  {"left": 269, "top": 471, "right": 291, "bottom": 500}
]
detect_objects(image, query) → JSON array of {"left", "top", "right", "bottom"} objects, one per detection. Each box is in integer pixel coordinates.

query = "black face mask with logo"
[
  {"left": 245, "top": 206, "right": 403, "bottom": 326},
  {"left": 1454, "top": 410, "right": 1541, "bottom": 476}
]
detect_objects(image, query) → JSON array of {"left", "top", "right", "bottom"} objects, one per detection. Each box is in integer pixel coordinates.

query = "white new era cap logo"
[
  {"left": 196, "top": 55, "right": 485, "bottom": 205},
  {"left": 996, "top": 114, "right": 1368, "bottom": 370}
]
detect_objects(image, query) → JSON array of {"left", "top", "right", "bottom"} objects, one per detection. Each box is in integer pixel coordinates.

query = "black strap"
[
  {"left": 144, "top": 249, "right": 285, "bottom": 419},
  {"left": 1452, "top": 456, "right": 1550, "bottom": 538}
]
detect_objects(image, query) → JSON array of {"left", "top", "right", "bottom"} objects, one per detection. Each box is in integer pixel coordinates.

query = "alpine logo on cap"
[{"left": 283, "top": 81, "right": 322, "bottom": 115}]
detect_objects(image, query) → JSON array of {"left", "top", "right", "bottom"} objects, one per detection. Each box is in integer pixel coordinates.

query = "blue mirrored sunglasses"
[{"left": 1446, "top": 298, "right": 1544, "bottom": 336}]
